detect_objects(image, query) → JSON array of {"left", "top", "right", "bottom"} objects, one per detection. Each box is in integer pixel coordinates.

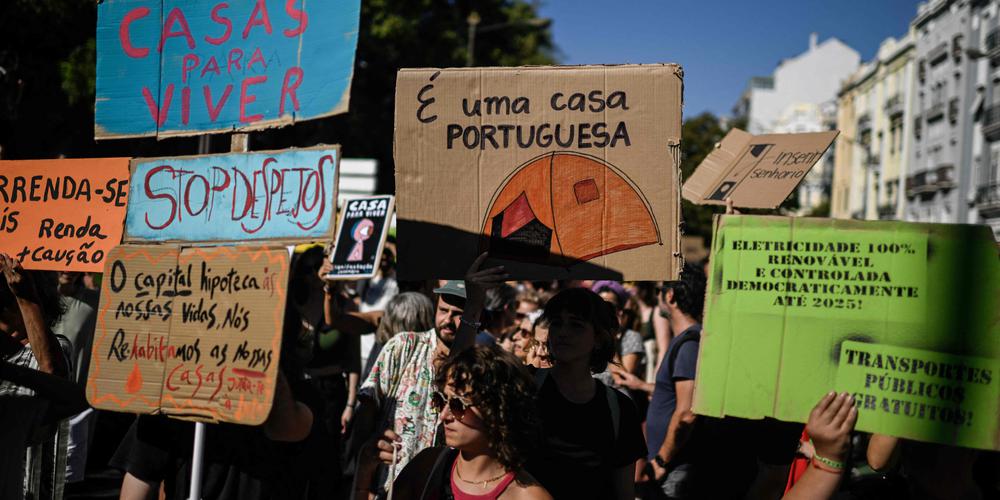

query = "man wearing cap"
[{"left": 352, "top": 279, "right": 471, "bottom": 497}]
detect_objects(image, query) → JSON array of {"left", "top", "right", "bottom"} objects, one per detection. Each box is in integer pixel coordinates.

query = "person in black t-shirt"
[{"left": 528, "top": 288, "right": 647, "bottom": 500}]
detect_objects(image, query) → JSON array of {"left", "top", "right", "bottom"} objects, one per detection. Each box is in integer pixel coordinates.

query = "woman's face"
[
  {"left": 546, "top": 310, "right": 595, "bottom": 366},
  {"left": 438, "top": 381, "right": 489, "bottom": 451}
]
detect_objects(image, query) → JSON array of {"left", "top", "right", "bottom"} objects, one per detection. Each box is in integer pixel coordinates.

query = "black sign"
[{"left": 327, "top": 195, "right": 394, "bottom": 279}]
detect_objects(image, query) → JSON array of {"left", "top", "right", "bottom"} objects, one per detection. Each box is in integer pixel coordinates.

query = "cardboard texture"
[
  {"left": 694, "top": 215, "right": 1000, "bottom": 450},
  {"left": 86, "top": 244, "right": 289, "bottom": 424},
  {"left": 125, "top": 146, "right": 339, "bottom": 244},
  {"left": 682, "top": 129, "right": 838, "bottom": 209},
  {"left": 327, "top": 195, "right": 394, "bottom": 280},
  {"left": 0, "top": 158, "right": 130, "bottom": 272},
  {"left": 95, "top": 0, "right": 360, "bottom": 139},
  {"left": 394, "top": 65, "right": 683, "bottom": 280}
]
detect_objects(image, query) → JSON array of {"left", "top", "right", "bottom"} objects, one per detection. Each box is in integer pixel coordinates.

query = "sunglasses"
[{"left": 430, "top": 390, "right": 474, "bottom": 420}]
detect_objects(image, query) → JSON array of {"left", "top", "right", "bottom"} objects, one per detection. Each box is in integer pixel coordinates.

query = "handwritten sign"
[
  {"left": 693, "top": 215, "right": 1000, "bottom": 450},
  {"left": 327, "top": 195, "right": 394, "bottom": 280},
  {"left": 95, "top": 0, "right": 360, "bottom": 139},
  {"left": 394, "top": 65, "right": 683, "bottom": 280},
  {"left": 682, "top": 129, "right": 838, "bottom": 209},
  {"left": 0, "top": 158, "right": 130, "bottom": 272},
  {"left": 86, "top": 244, "right": 289, "bottom": 424},
  {"left": 125, "top": 147, "right": 339, "bottom": 243}
]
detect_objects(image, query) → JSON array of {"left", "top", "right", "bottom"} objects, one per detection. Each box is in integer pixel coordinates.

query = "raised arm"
[
  {"left": 450, "top": 253, "right": 508, "bottom": 359},
  {"left": 1, "top": 254, "right": 68, "bottom": 377}
]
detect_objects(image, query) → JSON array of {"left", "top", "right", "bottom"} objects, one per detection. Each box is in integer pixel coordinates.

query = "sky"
[{"left": 537, "top": 0, "right": 919, "bottom": 118}]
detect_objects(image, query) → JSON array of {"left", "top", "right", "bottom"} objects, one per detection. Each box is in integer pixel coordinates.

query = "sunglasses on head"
[{"left": 430, "top": 390, "right": 474, "bottom": 419}]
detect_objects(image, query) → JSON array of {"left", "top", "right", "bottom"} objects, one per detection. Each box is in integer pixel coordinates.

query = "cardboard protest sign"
[
  {"left": 95, "top": 0, "right": 360, "bottom": 139},
  {"left": 125, "top": 147, "right": 339, "bottom": 243},
  {"left": 394, "top": 65, "right": 683, "bottom": 280},
  {"left": 682, "top": 129, "right": 837, "bottom": 208},
  {"left": 327, "top": 195, "right": 394, "bottom": 280},
  {"left": 693, "top": 215, "right": 1000, "bottom": 450},
  {"left": 0, "top": 158, "right": 130, "bottom": 272},
  {"left": 86, "top": 244, "right": 289, "bottom": 424}
]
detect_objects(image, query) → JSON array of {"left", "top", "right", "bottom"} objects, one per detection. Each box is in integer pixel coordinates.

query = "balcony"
[
  {"left": 949, "top": 98, "right": 960, "bottom": 125},
  {"left": 906, "top": 171, "right": 935, "bottom": 197},
  {"left": 975, "top": 181, "right": 1000, "bottom": 218},
  {"left": 984, "top": 105, "right": 1000, "bottom": 141},
  {"left": 928, "top": 42, "right": 949, "bottom": 65},
  {"left": 914, "top": 115, "right": 923, "bottom": 139},
  {"left": 936, "top": 164, "right": 956, "bottom": 190},
  {"left": 857, "top": 113, "right": 872, "bottom": 134},
  {"left": 884, "top": 94, "right": 904, "bottom": 117},
  {"left": 927, "top": 101, "right": 945, "bottom": 121},
  {"left": 987, "top": 28, "right": 1000, "bottom": 64},
  {"left": 878, "top": 203, "right": 897, "bottom": 219}
]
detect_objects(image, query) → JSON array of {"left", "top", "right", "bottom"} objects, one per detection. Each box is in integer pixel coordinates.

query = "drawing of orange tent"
[{"left": 481, "top": 152, "right": 660, "bottom": 265}]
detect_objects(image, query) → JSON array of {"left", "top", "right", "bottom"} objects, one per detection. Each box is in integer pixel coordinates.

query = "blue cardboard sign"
[
  {"left": 96, "top": 0, "right": 360, "bottom": 139},
  {"left": 126, "top": 147, "right": 339, "bottom": 242}
]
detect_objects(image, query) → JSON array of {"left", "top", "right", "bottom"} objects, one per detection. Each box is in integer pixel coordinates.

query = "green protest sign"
[{"left": 693, "top": 215, "right": 1000, "bottom": 450}]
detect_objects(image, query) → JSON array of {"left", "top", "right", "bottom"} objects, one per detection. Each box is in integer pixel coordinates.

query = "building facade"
[
  {"left": 973, "top": 0, "right": 1000, "bottom": 235},
  {"left": 906, "top": 0, "right": 976, "bottom": 225},
  {"left": 832, "top": 34, "right": 916, "bottom": 220},
  {"left": 829, "top": 0, "right": 1000, "bottom": 240}
]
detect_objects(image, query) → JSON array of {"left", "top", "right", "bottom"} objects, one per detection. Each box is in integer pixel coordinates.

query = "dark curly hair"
[
  {"left": 539, "top": 287, "right": 618, "bottom": 374},
  {"left": 663, "top": 262, "right": 707, "bottom": 321},
  {"left": 0, "top": 270, "right": 66, "bottom": 330},
  {"left": 435, "top": 345, "right": 539, "bottom": 472}
]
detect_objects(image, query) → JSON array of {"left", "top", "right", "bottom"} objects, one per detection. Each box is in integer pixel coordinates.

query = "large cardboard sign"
[
  {"left": 682, "top": 129, "right": 837, "bottom": 208},
  {"left": 125, "top": 147, "right": 339, "bottom": 243},
  {"left": 394, "top": 65, "right": 683, "bottom": 280},
  {"left": 327, "top": 195, "right": 394, "bottom": 280},
  {"left": 86, "top": 244, "right": 289, "bottom": 424},
  {"left": 95, "top": 0, "right": 360, "bottom": 139},
  {"left": 0, "top": 158, "right": 130, "bottom": 272},
  {"left": 694, "top": 215, "right": 1000, "bottom": 450}
]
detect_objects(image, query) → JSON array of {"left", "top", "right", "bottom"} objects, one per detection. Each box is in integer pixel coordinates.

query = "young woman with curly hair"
[{"left": 391, "top": 345, "right": 551, "bottom": 499}]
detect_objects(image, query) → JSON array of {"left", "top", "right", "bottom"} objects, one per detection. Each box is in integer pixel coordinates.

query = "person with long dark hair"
[{"left": 392, "top": 345, "right": 551, "bottom": 499}]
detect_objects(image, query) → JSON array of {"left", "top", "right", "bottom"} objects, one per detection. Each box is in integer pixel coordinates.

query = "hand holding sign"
[
  {"left": 464, "top": 253, "right": 510, "bottom": 313},
  {"left": 806, "top": 392, "right": 857, "bottom": 464},
  {"left": 0, "top": 253, "right": 37, "bottom": 301}
]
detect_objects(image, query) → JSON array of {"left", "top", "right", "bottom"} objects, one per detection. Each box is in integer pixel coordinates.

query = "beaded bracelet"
[
  {"left": 808, "top": 439, "right": 845, "bottom": 470},
  {"left": 811, "top": 457, "right": 843, "bottom": 474}
]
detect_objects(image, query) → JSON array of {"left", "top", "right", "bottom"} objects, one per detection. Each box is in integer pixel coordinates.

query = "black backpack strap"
[{"left": 666, "top": 331, "right": 701, "bottom": 382}]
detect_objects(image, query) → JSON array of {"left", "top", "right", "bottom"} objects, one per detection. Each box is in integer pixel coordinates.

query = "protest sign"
[
  {"left": 125, "top": 146, "right": 339, "bottom": 244},
  {"left": 95, "top": 0, "right": 360, "bottom": 139},
  {"left": 326, "top": 195, "right": 394, "bottom": 280},
  {"left": 0, "top": 158, "right": 130, "bottom": 272},
  {"left": 682, "top": 129, "right": 838, "bottom": 209},
  {"left": 693, "top": 215, "right": 1000, "bottom": 450},
  {"left": 86, "top": 244, "right": 289, "bottom": 424},
  {"left": 394, "top": 65, "right": 683, "bottom": 280}
]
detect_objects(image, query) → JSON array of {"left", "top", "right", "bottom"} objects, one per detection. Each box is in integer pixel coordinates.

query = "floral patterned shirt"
[{"left": 359, "top": 329, "right": 442, "bottom": 488}]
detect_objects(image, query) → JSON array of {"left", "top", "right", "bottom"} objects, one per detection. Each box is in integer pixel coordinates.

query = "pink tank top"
[{"left": 449, "top": 458, "right": 517, "bottom": 500}]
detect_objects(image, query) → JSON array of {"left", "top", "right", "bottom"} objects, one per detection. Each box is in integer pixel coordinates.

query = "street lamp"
[{"left": 466, "top": 11, "right": 551, "bottom": 67}]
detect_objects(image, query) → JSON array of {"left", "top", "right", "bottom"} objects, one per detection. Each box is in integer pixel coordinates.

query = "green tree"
[{"left": 680, "top": 112, "right": 727, "bottom": 241}]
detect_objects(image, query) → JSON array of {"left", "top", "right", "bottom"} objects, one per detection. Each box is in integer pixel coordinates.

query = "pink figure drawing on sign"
[{"left": 348, "top": 219, "right": 375, "bottom": 262}]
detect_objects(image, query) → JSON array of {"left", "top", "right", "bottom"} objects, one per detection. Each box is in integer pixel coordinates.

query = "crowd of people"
[{"left": 2, "top": 237, "right": 998, "bottom": 500}]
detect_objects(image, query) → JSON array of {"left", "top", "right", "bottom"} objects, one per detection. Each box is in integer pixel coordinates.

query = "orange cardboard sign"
[
  {"left": 0, "top": 158, "right": 130, "bottom": 271},
  {"left": 86, "top": 244, "right": 289, "bottom": 424}
]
